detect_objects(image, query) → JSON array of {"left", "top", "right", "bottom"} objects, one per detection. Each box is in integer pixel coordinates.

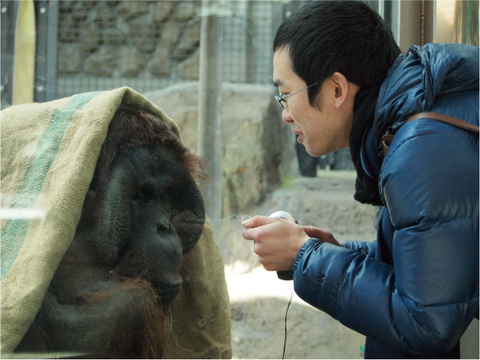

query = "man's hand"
[
  {"left": 241, "top": 215, "right": 311, "bottom": 271},
  {"left": 301, "top": 226, "right": 341, "bottom": 246}
]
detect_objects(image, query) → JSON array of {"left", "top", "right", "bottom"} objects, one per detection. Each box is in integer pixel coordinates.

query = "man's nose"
[{"left": 282, "top": 108, "right": 293, "bottom": 123}]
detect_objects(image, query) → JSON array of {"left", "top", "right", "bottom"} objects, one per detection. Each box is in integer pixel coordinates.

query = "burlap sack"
[{"left": 0, "top": 86, "right": 232, "bottom": 358}]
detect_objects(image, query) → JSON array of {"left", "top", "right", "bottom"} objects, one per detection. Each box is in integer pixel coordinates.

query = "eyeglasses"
[{"left": 275, "top": 83, "right": 317, "bottom": 110}]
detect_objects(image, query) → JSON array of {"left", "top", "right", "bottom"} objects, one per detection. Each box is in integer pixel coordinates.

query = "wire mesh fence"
[
  {"left": 1, "top": 0, "right": 288, "bottom": 105},
  {"left": 51, "top": 0, "right": 284, "bottom": 100}
]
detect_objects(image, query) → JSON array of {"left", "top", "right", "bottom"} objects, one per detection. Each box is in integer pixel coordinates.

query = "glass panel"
[{"left": 435, "top": 0, "right": 479, "bottom": 46}]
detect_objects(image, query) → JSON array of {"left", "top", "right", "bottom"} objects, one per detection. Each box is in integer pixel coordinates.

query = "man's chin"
[
  {"left": 305, "top": 145, "right": 325, "bottom": 158},
  {"left": 304, "top": 146, "right": 319, "bottom": 157}
]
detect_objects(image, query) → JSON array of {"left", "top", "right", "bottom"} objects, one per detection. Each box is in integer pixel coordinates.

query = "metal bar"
[
  {"left": 34, "top": 0, "right": 48, "bottom": 102},
  {"left": 198, "top": 0, "right": 224, "bottom": 244},
  {"left": 1, "top": 1, "right": 18, "bottom": 108},
  {"left": 45, "top": 0, "right": 58, "bottom": 101}
]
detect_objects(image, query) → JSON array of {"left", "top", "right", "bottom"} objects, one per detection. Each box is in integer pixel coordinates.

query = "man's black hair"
[{"left": 273, "top": 1, "right": 401, "bottom": 106}]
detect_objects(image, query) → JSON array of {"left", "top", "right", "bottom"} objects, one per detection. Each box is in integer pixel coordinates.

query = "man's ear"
[{"left": 330, "top": 72, "right": 351, "bottom": 108}]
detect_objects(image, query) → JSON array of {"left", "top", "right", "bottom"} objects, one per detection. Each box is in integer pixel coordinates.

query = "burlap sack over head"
[{"left": 0, "top": 86, "right": 232, "bottom": 358}]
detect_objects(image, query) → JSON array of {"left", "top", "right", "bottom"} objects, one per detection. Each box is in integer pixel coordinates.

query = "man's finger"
[{"left": 241, "top": 215, "right": 269, "bottom": 228}]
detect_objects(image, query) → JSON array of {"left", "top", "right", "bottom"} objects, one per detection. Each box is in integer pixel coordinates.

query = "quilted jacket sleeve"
[
  {"left": 291, "top": 119, "right": 479, "bottom": 355},
  {"left": 342, "top": 240, "right": 376, "bottom": 256}
]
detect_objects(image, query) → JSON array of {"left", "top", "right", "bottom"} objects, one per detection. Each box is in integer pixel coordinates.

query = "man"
[{"left": 242, "top": 1, "right": 479, "bottom": 358}]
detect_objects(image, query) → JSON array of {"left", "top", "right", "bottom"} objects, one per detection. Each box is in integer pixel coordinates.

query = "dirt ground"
[{"left": 219, "top": 171, "right": 378, "bottom": 359}]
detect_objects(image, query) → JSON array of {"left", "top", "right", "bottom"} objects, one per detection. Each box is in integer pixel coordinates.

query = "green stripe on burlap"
[{"left": 1, "top": 91, "right": 101, "bottom": 278}]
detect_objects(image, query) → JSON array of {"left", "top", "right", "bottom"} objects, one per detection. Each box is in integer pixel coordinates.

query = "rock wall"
[
  {"left": 144, "top": 82, "right": 297, "bottom": 217},
  {"left": 57, "top": 1, "right": 201, "bottom": 80}
]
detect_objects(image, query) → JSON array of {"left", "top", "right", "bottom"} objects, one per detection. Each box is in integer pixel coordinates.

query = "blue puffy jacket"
[{"left": 291, "top": 44, "right": 479, "bottom": 357}]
